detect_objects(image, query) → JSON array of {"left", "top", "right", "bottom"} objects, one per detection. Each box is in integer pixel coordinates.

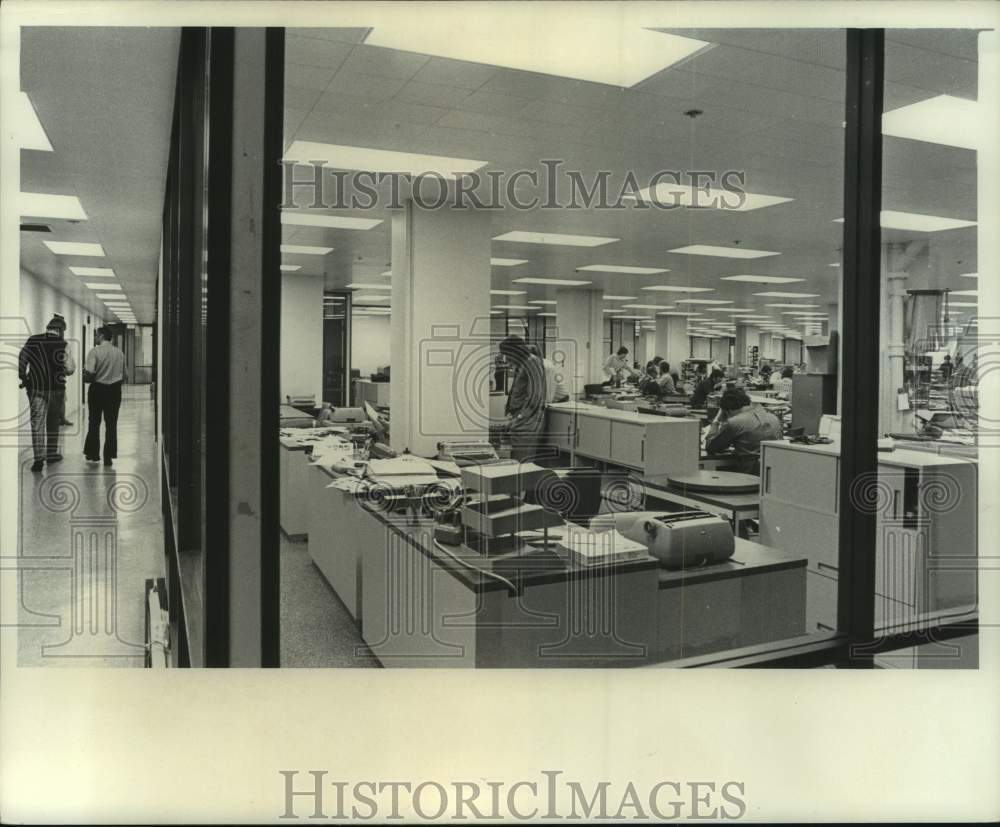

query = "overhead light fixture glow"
[
  {"left": 490, "top": 289, "right": 527, "bottom": 296},
  {"left": 629, "top": 183, "right": 792, "bottom": 212},
  {"left": 347, "top": 283, "right": 392, "bottom": 290},
  {"left": 96, "top": 293, "right": 126, "bottom": 300},
  {"left": 281, "top": 211, "right": 382, "bottom": 230},
  {"left": 380, "top": 270, "right": 392, "bottom": 276},
  {"left": 495, "top": 231, "right": 618, "bottom": 247},
  {"left": 285, "top": 140, "right": 488, "bottom": 178},
  {"left": 754, "top": 291, "right": 820, "bottom": 298},
  {"left": 668, "top": 245, "right": 779, "bottom": 259},
  {"left": 364, "top": 24, "right": 710, "bottom": 88},
  {"left": 656, "top": 311, "right": 699, "bottom": 316},
  {"left": 491, "top": 258, "right": 529, "bottom": 267},
  {"left": 17, "top": 92, "right": 53, "bottom": 151},
  {"left": 576, "top": 264, "right": 668, "bottom": 275},
  {"left": 493, "top": 305, "right": 538, "bottom": 311},
  {"left": 43, "top": 241, "right": 105, "bottom": 257},
  {"left": 765, "top": 303, "right": 820, "bottom": 308},
  {"left": 613, "top": 315, "right": 653, "bottom": 320},
  {"left": 882, "top": 94, "right": 980, "bottom": 150},
  {"left": 622, "top": 304, "right": 675, "bottom": 310},
  {"left": 832, "top": 211, "right": 977, "bottom": 232},
  {"left": 69, "top": 266, "right": 115, "bottom": 277},
  {"left": 641, "top": 285, "right": 715, "bottom": 293},
  {"left": 88, "top": 283, "right": 122, "bottom": 291},
  {"left": 354, "top": 292, "right": 390, "bottom": 301},
  {"left": 513, "top": 277, "right": 591, "bottom": 286},
  {"left": 280, "top": 265, "right": 301, "bottom": 272},
  {"left": 537, "top": 312, "right": 556, "bottom": 317},
  {"left": 706, "top": 307, "right": 754, "bottom": 312},
  {"left": 603, "top": 295, "right": 637, "bottom": 301},
  {"left": 529, "top": 300, "right": 556, "bottom": 305},
  {"left": 949, "top": 302, "right": 977, "bottom": 307},
  {"left": 720, "top": 274, "right": 805, "bottom": 284},
  {"left": 281, "top": 244, "right": 333, "bottom": 255},
  {"left": 20, "top": 192, "right": 87, "bottom": 220},
  {"left": 950, "top": 289, "right": 977, "bottom": 296},
  {"left": 959, "top": 272, "right": 977, "bottom": 279},
  {"left": 675, "top": 299, "right": 733, "bottom": 305}
]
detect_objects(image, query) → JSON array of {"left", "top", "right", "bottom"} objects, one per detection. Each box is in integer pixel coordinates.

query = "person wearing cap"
[
  {"left": 83, "top": 325, "right": 125, "bottom": 468},
  {"left": 18, "top": 314, "right": 76, "bottom": 471}
]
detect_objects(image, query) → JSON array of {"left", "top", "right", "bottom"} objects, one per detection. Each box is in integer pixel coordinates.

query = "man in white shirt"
[{"left": 83, "top": 326, "right": 126, "bottom": 467}]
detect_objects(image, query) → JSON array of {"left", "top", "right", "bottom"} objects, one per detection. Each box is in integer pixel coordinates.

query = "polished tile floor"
[{"left": 16, "top": 385, "right": 163, "bottom": 667}]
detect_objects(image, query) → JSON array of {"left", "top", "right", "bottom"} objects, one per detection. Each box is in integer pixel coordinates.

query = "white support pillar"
[
  {"left": 735, "top": 323, "right": 760, "bottom": 366},
  {"left": 710, "top": 336, "right": 730, "bottom": 364},
  {"left": 555, "top": 288, "right": 604, "bottom": 397},
  {"left": 655, "top": 315, "right": 689, "bottom": 370},
  {"left": 390, "top": 200, "right": 492, "bottom": 455}
]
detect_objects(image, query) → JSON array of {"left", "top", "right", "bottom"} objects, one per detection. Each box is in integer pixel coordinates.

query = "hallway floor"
[{"left": 15, "top": 385, "right": 164, "bottom": 667}]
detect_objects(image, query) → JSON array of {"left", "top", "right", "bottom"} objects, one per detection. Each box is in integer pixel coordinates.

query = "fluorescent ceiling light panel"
[
  {"left": 882, "top": 95, "right": 980, "bottom": 151},
  {"left": 364, "top": 24, "right": 709, "bottom": 88},
  {"left": 675, "top": 299, "right": 733, "bottom": 305},
  {"left": 706, "top": 307, "right": 754, "bottom": 312},
  {"left": 641, "top": 285, "right": 715, "bottom": 293},
  {"left": 17, "top": 92, "right": 53, "bottom": 151},
  {"left": 493, "top": 305, "right": 537, "bottom": 311},
  {"left": 623, "top": 304, "right": 675, "bottom": 310},
  {"left": 630, "top": 183, "right": 792, "bottom": 212},
  {"left": 833, "top": 212, "right": 976, "bottom": 232},
  {"left": 44, "top": 241, "right": 105, "bottom": 257},
  {"left": 495, "top": 231, "right": 618, "bottom": 247},
  {"left": 668, "top": 245, "right": 779, "bottom": 259},
  {"left": 491, "top": 258, "right": 529, "bottom": 267},
  {"left": 347, "top": 283, "right": 392, "bottom": 290},
  {"left": 950, "top": 289, "right": 977, "bottom": 296},
  {"left": 960, "top": 272, "right": 977, "bottom": 279},
  {"left": 948, "top": 302, "right": 977, "bottom": 307},
  {"left": 656, "top": 311, "right": 698, "bottom": 316},
  {"left": 490, "top": 289, "right": 527, "bottom": 296},
  {"left": 20, "top": 192, "right": 87, "bottom": 220},
  {"left": 285, "top": 140, "right": 487, "bottom": 178},
  {"left": 88, "top": 283, "right": 122, "bottom": 291},
  {"left": 577, "top": 264, "right": 668, "bottom": 275},
  {"left": 380, "top": 270, "right": 393, "bottom": 276},
  {"left": 614, "top": 315, "right": 653, "bottom": 320},
  {"left": 281, "top": 211, "right": 381, "bottom": 230},
  {"left": 538, "top": 313, "right": 556, "bottom": 317},
  {"left": 281, "top": 244, "right": 333, "bottom": 255},
  {"left": 754, "top": 291, "right": 820, "bottom": 298},
  {"left": 513, "top": 277, "right": 591, "bottom": 286},
  {"left": 603, "top": 295, "right": 637, "bottom": 301},
  {"left": 529, "top": 300, "right": 556, "bottom": 305},
  {"left": 280, "top": 265, "right": 301, "bottom": 272},
  {"left": 97, "top": 294, "right": 127, "bottom": 300},
  {"left": 69, "top": 266, "right": 115, "bottom": 277},
  {"left": 765, "top": 303, "right": 820, "bottom": 308},
  {"left": 720, "top": 275, "right": 805, "bottom": 284}
]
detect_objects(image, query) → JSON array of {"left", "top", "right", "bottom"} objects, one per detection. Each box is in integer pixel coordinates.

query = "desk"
[
  {"left": 638, "top": 473, "right": 760, "bottom": 538},
  {"left": 307, "top": 464, "right": 363, "bottom": 618},
  {"left": 279, "top": 437, "right": 314, "bottom": 539}
]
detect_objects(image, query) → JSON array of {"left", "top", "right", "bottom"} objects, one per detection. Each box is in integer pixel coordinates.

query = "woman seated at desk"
[
  {"left": 656, "top": 362, "right": 678, "bottom": 395},
  {"left": 773, "top": 366, "right": 794, "bottom": 398},
  {"left": 704, "top": 388, "right": 783, "bottom": 475}
]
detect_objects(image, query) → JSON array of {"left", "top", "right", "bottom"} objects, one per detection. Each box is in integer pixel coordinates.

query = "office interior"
[{"left": 14, "top": 23, "right": 989, "bottom": 668}]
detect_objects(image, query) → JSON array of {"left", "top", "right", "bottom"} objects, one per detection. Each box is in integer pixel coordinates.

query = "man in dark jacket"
[
  {"left": 705, "top": 388, "right": 783, "bottom": 475},
  {"left": 500, "top": 335, "right": 546, "bottom": 460},
  {"left": 19, "top": 315, "right": 76, "bottom": 471}
]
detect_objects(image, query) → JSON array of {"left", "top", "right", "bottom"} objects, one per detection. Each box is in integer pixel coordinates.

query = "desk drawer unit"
[
  {"left": 545, "top": 409, "right": 575, "bottom": 451},
  {"left": 575, "top": 414, "right": 611, "bottom": 461}
]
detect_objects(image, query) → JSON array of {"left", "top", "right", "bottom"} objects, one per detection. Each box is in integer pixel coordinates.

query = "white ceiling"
[
  {"left": 20, "top": 27, "right": 180, "bottom": 325},
  {"left": 281, "top": 26, "right": 980, "bottom": 333},
  {"left": 17, "top": 26, "right": 980, "bottom": 334}
]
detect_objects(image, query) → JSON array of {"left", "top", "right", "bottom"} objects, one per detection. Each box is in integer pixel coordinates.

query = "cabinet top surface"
[
  {"left": 760, "top": 439, "right": 976, "bottom": 467},
  {"left": 547, "top": 401, "right": 699, "bottom": 426}
]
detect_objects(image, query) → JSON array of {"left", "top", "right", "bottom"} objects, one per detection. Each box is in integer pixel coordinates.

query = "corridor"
[{"left": 15, "top": 384, "right": 163, "bottom": 667}]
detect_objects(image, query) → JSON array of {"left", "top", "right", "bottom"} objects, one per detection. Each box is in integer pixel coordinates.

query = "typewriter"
[{"left": 437, "top": 441, "right": 500, "bottom": 466}]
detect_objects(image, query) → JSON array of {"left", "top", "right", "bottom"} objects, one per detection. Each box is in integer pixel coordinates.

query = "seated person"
[
  {"left": 773, "top": 366, "right": 794, "bottom": 397},
  {"left": 655, "top": 361, "right": 676, "bottom": 395},
  {"left": 705, "top": 388, "right": 783, "bottom": 475},
  {"left": 690, "top": 368, "right": 725, "bottom": 408},
  {"left": 670, "top": 370, "right": 684, "bottom": 393},
  {"left": 638, "top": 364, "right": 663, "bottom": 397},
  {"left": 315, "top": 402, "right": 334, "bottom": 425}
]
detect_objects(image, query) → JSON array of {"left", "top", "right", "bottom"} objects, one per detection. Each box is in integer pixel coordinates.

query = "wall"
[
  {"left": 351, "top": 314, "right": 391, "bottom": 377},
  {"left": 19, "top": 269, "right": 100, "bottom": 424},
  {"left": 279, "top": 272, "right": 323, "bottom": 404}
]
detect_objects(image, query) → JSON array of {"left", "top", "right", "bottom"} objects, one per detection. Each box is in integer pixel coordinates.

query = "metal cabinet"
[
  {"left": 609, "top": 421, "right": 645, "bottom": 468},
  {"left": 575, "top": 413, "right": 612, "bottom": 460},
  {"left": 545, "top": 409, "right": 575, "bottom": 451}
]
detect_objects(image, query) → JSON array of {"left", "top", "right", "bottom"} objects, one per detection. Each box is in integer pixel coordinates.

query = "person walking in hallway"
[
  {"left": 84, "top": 326, "right": 125, "bottom": 468},
  {"left": 18, "top": 314, "right": 76, "bottom": 472},
  {"left": 48, "top": 314, "right": 74, "bottom": 427}
]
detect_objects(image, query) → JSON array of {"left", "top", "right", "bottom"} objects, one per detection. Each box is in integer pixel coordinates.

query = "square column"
[
  {"left": 654, "top": 315, "right": 689, "bottom": 370},
  {"left": 390, "top": 201, "right": 492, "bottom": 455},
  {"left": 735, "top": 323, "right": 760, "bottom": 366},
  {"left": 555, "top": 288, "right": 604, "bottom": 396}
]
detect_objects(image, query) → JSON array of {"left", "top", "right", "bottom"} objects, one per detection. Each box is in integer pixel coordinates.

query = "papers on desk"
[{"left": 557, "top": 523, "right": 647, "bottom": 567}]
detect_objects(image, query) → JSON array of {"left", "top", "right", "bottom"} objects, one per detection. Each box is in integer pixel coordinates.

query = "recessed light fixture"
[
  {"left": 675, "top": 299, "right": 733, "bottom": 305},
  {"left": 882, "top": 94, "right": 980, "bottom": 151},
  {"left": 347, "top": 283, "right": 392, "bottom": 290},
  {"left": 950, "top": 289, "right": 977, "bottom": 296},
  {"left": 490, "top": 289, "right": 527, "bottom": 296},
  {"left": 828, "top": 263, "right": 841, "bottom": 267},
  {"left": 668, "top": 245, "right": 779, "bottom": 259},
  {"left": 628, "top": 183, "right": 792, "bottom": 212},
  {"left": 70, "top": 266, "right": 115, "bottom": 277},
  {"left": 949, "top": 302, "right": 977, "bottom": 308},
  {"left": 641, "top": 285, "right": 715, "bottom": 293},
  {"left": 655, "top": 311, "right": 699, "bottom": 316},
  {"left": 706, "top": 307, "right": 754, "bottom": 312},
  {"left": 720, "top": 275, "right": 805, "bottom": 284},
  {"left": 959, "top": 272, "right": 977, "bottom": 279},
  {"left": 88, "top": 283, "right": 122, "bottom": 291},
  {"left": 96, "top": 293, "right": 126, "bottom": 300},
  {"left": 622, "top": 304, "right": 676, "bottom": 310},
  {"left": 754, "top": 291, "right": 820, "bottom": 298},
  {"left": 537, "top": 312, "right": 556, "bottom": 317},
  {"left": 493, "top": 305, "right": 538, "bottom": 311},
  {"left": 380, "top": 270, "right": 392, "bottom": 276},
  {"left": 284, "top": 140, "right": 488, "bottom": 177},
  {"left": 495, "top": 231, "right": 618, "bottom": 247},
  {"left": 17, "top": 92, "right": 53, "bottom": 151},
  {"left": 20, "top": 192, "right": 87, "bottom": 221},
  {"left": 281, "top": 244, "right": 333, "bottom": 255},
  {"left": 614, "top": 315, "right": 654, "bottom": 320},
  {"left": 602, "top": 309, "right": 626, "bottom": 313},
  {"left": 44, "top": 241, "right": 105, "bottom": 257},
  {"left": 832, "top": 211, "right": 977, "bottom": 232},
  {"left": 576, "top": 264, "right": 669, "bottom": 275},
  {"left": 513, "top": 277, "right": 591, "bottom": 286},
  {"left": 280, "top": 265, "right": 301, "bottom": 272},
  {"left": 529, "top": 300, "right": 556, "bottom": 305},
  {"left": 765, "top": 303, "right": 820, "bottom": 308},
  {"left": 603, "top": 295, "right": 637, "bottom": 301},
  {"left": 491, "top": 258, "right": 529, "bottom": 267},
  {"left": 281, "top": 212, "right": 382, "bottom": 230},
  {"left": 363, "top": 24, "right": 710, "bottom": 88}
]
